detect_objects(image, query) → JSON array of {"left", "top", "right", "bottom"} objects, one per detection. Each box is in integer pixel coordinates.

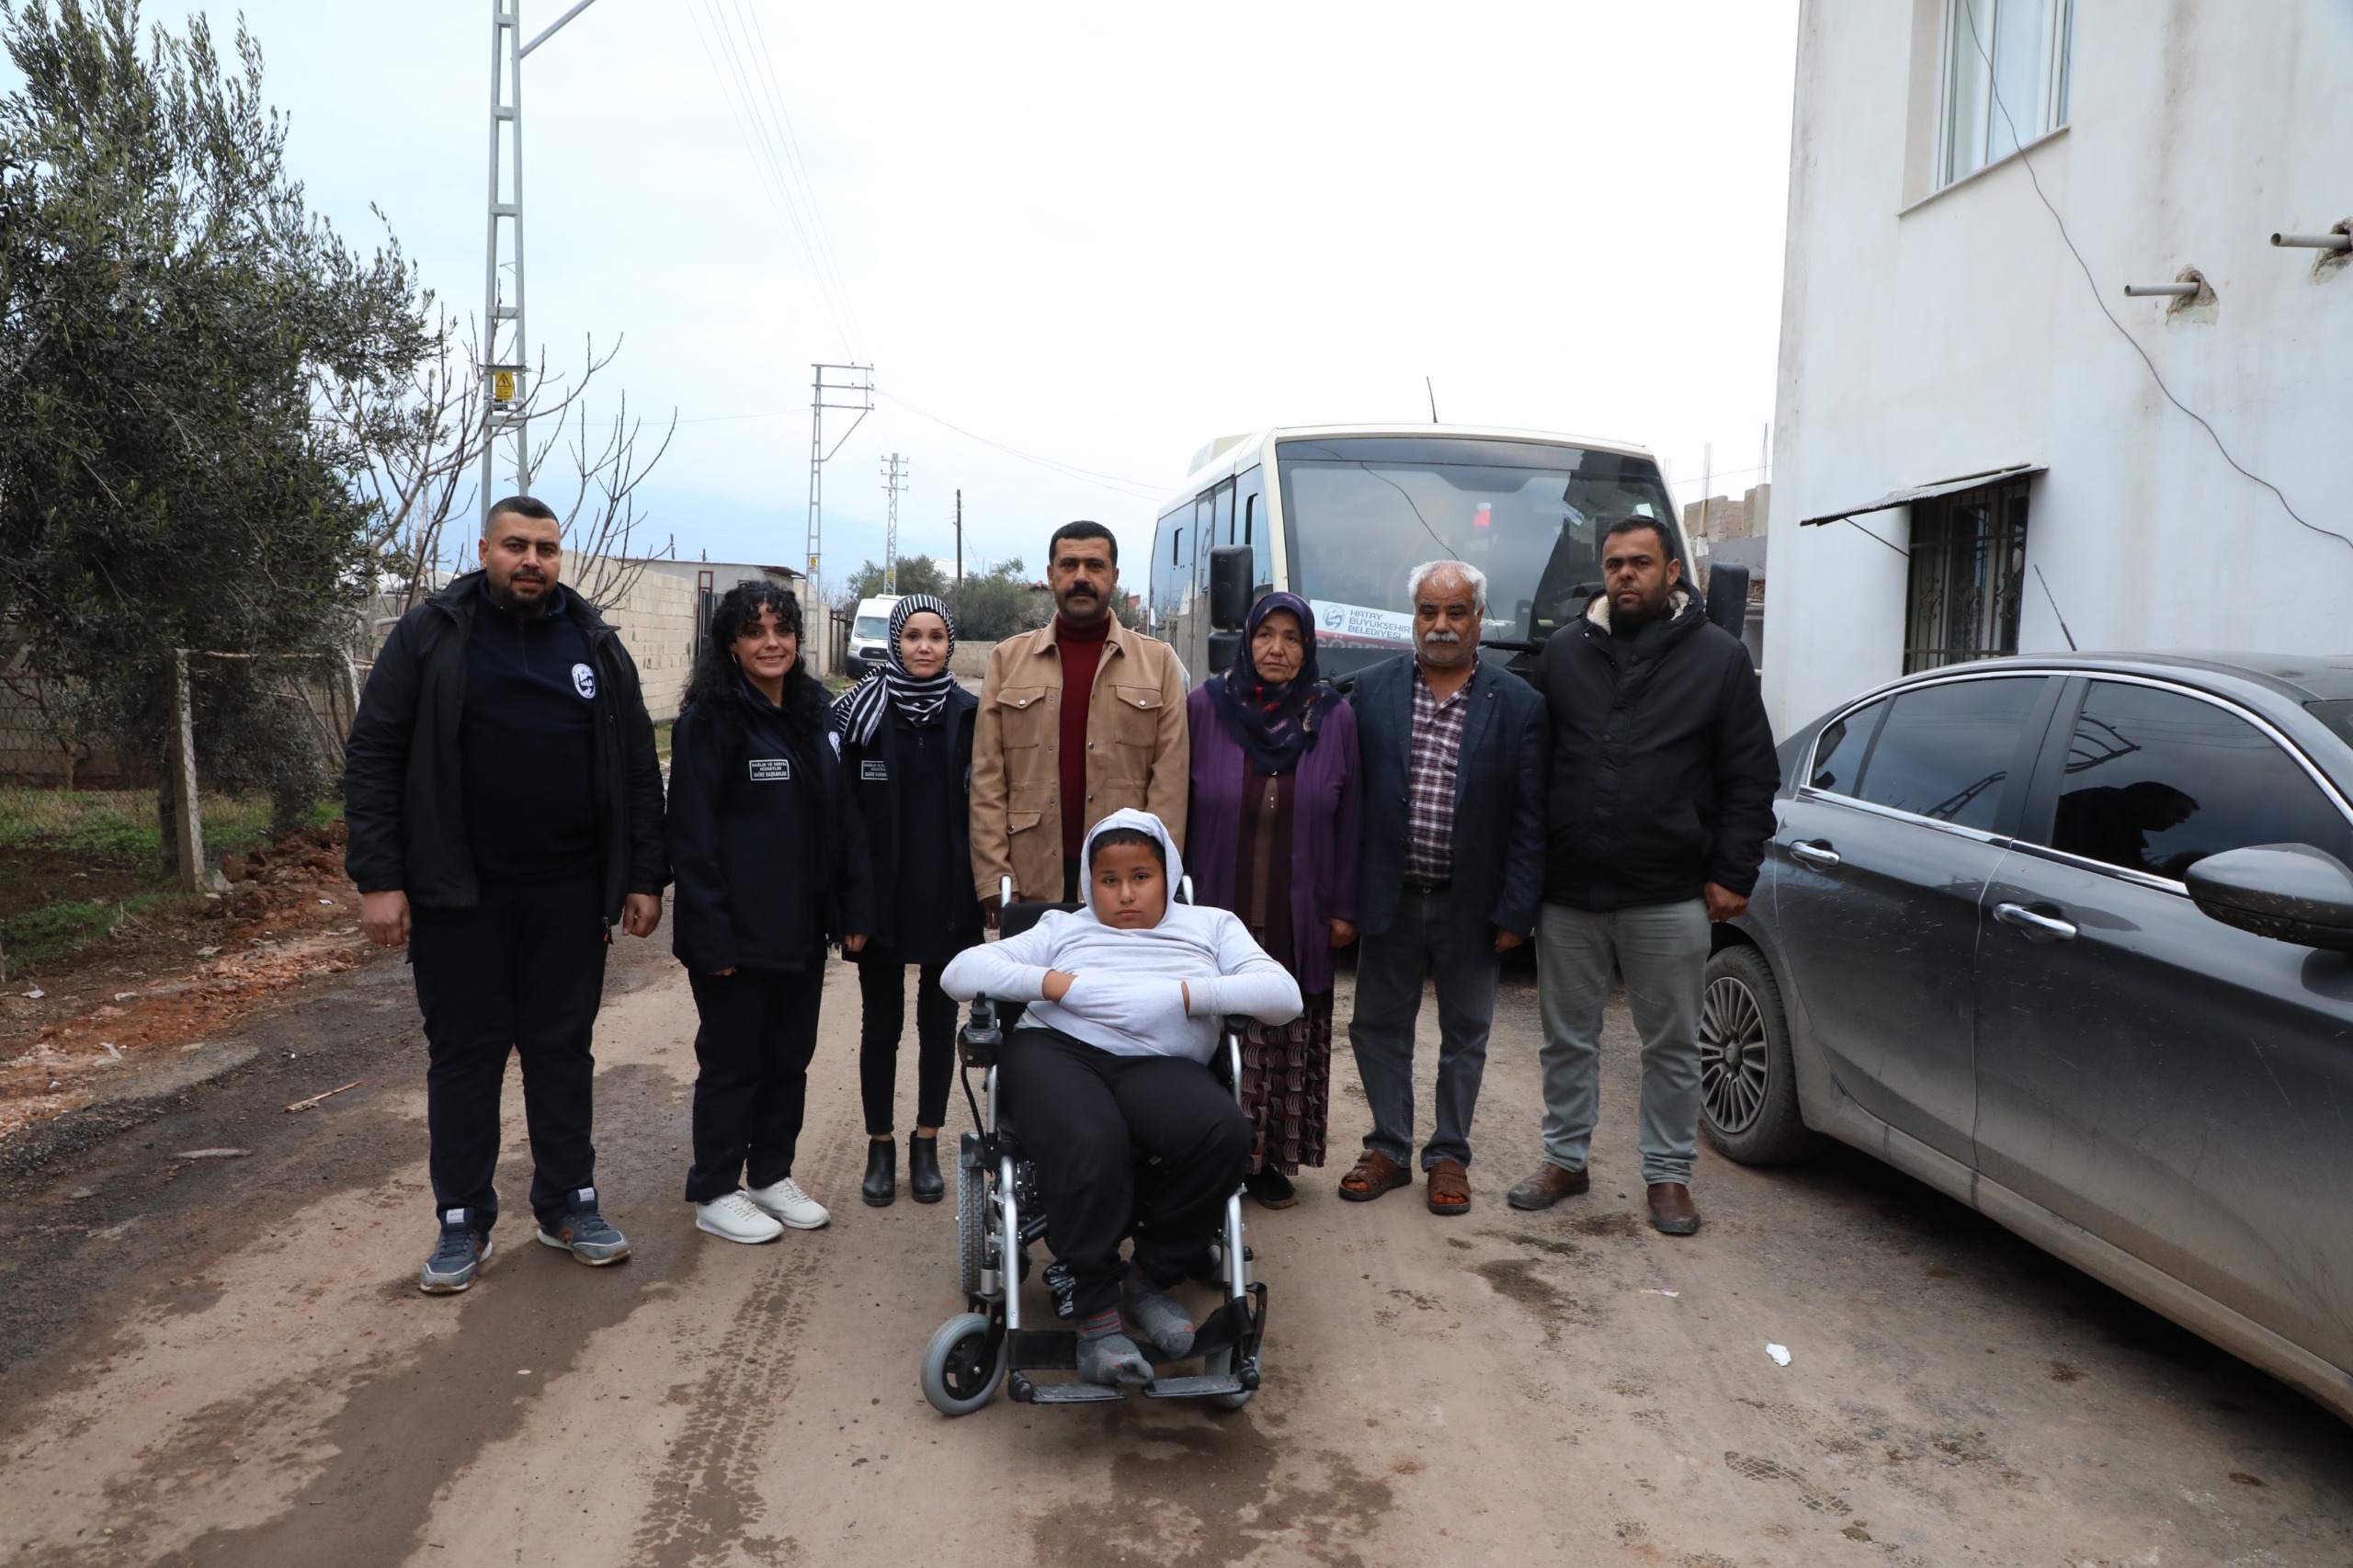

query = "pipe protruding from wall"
[{"left": 2271, "top": 232, "right": 2352, "bottom": 251}]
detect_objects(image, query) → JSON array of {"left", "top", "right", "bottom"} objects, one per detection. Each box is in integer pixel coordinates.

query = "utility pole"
[
  {"left": 807, "top": 362, "right": 873, "bottom": 586},
  {"left": 881, "top": 452, "right": 907, "bottom": 594},
  {"left": 481, "top": 0, "right": 607, "bottom": 522},
  {"left": 954, "top": 488, "right": 963, "bottom": 588}
]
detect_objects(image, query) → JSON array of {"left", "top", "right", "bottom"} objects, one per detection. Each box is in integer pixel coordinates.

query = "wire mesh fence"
[{"left": 0, "top": 656, "right": 357, "bottom": 885}]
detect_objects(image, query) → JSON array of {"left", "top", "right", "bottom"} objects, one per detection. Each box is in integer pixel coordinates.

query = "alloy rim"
[{"left": 1699, "top": 975, "right": 1770, "bottom": 1133}]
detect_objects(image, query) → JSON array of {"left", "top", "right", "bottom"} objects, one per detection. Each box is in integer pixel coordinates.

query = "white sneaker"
[
  {"left": 695, "top": 1190, "right": 785, "bottom": 1244},
  {"left": 745, "top": 1176, "right": 829, "bottom": 1230}
]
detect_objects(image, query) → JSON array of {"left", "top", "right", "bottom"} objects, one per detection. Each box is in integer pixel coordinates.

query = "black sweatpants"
[
  {"left": 856, "top": 954, "right": 956, "bottom": 1135},
  {"left": 998, "top": 1026, "right": 1252, "bottom": 1318},
  {"left": 684, "top": 962, "right": 825, "bottom": 1203},
  {"left": 410, "top": 878, "right": 609, "bottom": 1232}
]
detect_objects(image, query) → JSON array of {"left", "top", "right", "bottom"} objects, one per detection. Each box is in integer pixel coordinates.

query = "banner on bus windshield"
[{"left": 1311, "top": 600, "right": 1415, "bottom": 649}]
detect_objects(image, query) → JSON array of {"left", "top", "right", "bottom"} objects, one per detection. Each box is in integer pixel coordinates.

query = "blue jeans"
[
  {"left": 1347, "top": 889, "right": 1501, "bottom": 1170},
  {"left": 1534, "top": 899, "right": 1711, "bottom": 1187}
]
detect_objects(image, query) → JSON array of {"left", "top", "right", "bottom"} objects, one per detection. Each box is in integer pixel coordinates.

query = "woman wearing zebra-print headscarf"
[{"left": 832, "top": 595, "right": 982, "bottom": 1206}]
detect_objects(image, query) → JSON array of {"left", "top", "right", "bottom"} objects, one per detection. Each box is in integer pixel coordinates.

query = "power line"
[
  {"left": 685, "top": 0, "right": 860, "bottom": 358},
  {"left": 875, "top": 391, "right": 1165, "bottom": 498},
  {"left": 1967, "top": 7, "right": 2349, "bottom": 554}
]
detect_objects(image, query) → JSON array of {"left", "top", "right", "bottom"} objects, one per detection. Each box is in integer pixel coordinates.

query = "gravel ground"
[{"left": 1, "top": 920, "right": 2347, "bottom": 1568}]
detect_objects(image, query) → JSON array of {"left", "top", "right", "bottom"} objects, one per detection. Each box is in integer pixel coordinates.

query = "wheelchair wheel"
[
  {"left": 1203, "top": 1344, "right": 1252, "bottom": 1411},
  {"left": 956, "top": 1155, "right": 990, "bottom": 1298},
  {"left": 921, "top": 1312, "right": 1006, "bottom": 1416}
]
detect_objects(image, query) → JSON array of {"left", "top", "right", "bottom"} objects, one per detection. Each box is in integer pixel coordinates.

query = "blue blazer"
[{"left": 1348, "top": 654, "right": 1550, "bottom": 955}]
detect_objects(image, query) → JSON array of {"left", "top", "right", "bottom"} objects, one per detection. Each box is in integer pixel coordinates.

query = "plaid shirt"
[{"left": 1404, "top": 662, "right": 1472, "bottom": 886}]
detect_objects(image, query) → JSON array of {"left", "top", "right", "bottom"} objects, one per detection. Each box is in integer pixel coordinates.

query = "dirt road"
[{"left": 4, "top": 933, "right": 2348, "bottom": 1567}]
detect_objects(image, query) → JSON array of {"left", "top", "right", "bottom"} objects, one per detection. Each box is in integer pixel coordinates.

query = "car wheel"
[{"left": 1698, "top": 944, "right": 1824, "bottom": 1165}]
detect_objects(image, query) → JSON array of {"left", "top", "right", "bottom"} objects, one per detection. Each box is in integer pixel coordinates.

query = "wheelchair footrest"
[
  {"left": 1143, "top": 1374, "right": 1245, "bottom": 1400},
  {"left": 1007, "top": 1329, "right": 1078, "bottom": 1371},
  {"left": 1009, "top": 1370, "right": 1125, "bottom": 1404}
]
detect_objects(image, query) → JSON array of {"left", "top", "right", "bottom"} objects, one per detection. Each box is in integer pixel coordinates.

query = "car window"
[
  {"left": 1806, "top": 699, "right": 1886, "bottom": 796},
  {"left": 1853, "top": 676, "right": 2045, "bottom": 831},
  {"left": 2046, "top": 681, "right": 2353, "bottom": 881}
]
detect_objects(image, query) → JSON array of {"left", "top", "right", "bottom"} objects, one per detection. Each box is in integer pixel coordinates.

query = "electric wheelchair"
[{"left": 918, "top": 878, "right": 1268, "bottom": 1415}]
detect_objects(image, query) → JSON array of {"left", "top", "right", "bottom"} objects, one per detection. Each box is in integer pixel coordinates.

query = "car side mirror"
[
  {"left": 1208, "top": 545, "right": 1253, "bottom": 631},
  {"left": 2184, "top": 843, "right": 2353, "bottom": 953}
]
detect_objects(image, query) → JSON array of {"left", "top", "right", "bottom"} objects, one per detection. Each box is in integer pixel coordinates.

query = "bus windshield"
[{"left": 1276, "top": 436, "right": 1677, "bottom": 676}]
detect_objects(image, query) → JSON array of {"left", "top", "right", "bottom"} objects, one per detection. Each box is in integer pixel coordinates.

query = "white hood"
[{"left": 1078, "top": 807, "right": 1185, "bottom": 927}]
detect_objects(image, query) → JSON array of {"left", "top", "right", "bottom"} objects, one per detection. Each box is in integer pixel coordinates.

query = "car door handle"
[
  {"left": 1995, "top": 902, "right": 2078, "bottom": 941},
  {"left": 1789, "top": 840, "right": 1841, "bottom": 869}
]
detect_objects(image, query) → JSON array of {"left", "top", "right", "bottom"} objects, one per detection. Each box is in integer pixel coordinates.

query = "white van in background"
[{"left": 847, "top": 595, "right": 901, "bottom": 678}]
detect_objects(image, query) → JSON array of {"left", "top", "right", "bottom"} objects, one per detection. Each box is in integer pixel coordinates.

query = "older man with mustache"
[{"left": 1336, "top": 560, "right": 1548, "bottom": 1217}]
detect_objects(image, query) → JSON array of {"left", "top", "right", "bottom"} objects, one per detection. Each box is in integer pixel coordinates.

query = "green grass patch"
[
  {"left": 0, "top": 787, "right": 282, "bottom": 867},
  {"left": 654, "top": 720, "right": 674, "bottom": 766},
  {"left": 1, "top": 892, "right": 176, "bottom": 968}
]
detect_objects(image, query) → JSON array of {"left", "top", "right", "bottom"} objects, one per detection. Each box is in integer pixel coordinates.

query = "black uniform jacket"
[
  {"left": 839, "top": 686, "right": 983, "bottom": 956},
  {"left": 666, "top": 681, "right": 876, "bottom": 974},
  {"left": 1538, "top": 590, "right": 1780, "bottom": 911},
  {"left": 343, "top": 571, "right": 667, "bottom": 920}
]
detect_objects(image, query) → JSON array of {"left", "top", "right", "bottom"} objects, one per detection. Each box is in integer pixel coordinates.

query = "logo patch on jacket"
[
  {"left": 748, "top": 757, "right": 791, "bottom": 781},
  {"left": 571, "top": 663, "right": 597, "bottom": 699},
  {"left": 860, "top": 761, "right": 888, "bottom": 780}
]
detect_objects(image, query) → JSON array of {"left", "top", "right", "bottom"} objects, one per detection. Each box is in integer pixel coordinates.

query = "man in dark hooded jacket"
[
  {"left": 1505, "top": 517, "right": 1778, "bottom": 1235},
  {"left": 346, "top": 495, "right": 668, "bottom": 1294}
]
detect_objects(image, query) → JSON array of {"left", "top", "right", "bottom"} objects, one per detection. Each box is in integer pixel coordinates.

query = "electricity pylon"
[
  {"left": 807, "top": 363, "right": 873, "bottom": 583},
  {"left": 482, "top": 0, "right": 607, "bottom": 520},
  {"left": 881, "top": 452, "right": 907, "bottom": 593}
]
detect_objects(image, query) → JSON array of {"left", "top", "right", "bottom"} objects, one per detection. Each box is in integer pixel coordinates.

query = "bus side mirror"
[
  {"left": 1208, "top": 631, "right": 1241, "bottom": 675},
  {"left": 1704, "top": 564, "right": 1749, "bottom": 641},
  {"left": 1208, "top": 545, "right": 1253, "bottom": 631}
]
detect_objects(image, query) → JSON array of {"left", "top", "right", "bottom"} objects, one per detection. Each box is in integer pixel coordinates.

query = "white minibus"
[{"left": 1148, "top": 425, "right": 1688, "bottom": 684}]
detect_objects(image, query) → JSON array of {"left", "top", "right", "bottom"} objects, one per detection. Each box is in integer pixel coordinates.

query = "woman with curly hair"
[{"left": 667, "top": 581, "right": 873, "bottom": 1244}]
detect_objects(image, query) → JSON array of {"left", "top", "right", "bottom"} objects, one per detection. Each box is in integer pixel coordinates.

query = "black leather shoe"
[
  {"left": 861, "top": 1139, "right": 896, "bottom": 1207},
  {"left": 908, "top": 1134, "right": 944, "bottom": 1204}
]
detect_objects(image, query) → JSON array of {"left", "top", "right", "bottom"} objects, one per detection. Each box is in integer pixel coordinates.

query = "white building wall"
[{"left": 1767, "top": 0, "right": 2353, "bottom": 736}]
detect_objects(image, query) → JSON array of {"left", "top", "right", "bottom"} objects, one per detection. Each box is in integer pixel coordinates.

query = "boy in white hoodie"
[{"left": 942, "top": 808, "right": 1302, "bottom": 1386}]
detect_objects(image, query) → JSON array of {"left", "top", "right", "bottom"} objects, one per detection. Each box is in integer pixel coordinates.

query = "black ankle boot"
[
  {"left": 861, "top": 1139, "right": 896, "bottom": 1207},
  {"left": 1245, "top": 1165, "right": 1299, "bottom": 1209},
  {"left": 907, "top": 1134, "right": 944, "bottom": 1204}
]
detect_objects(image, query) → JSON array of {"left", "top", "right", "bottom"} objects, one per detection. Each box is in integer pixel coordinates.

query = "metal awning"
[{"left": 1799, "top": 464, "right": 2044, "bottom": 528}]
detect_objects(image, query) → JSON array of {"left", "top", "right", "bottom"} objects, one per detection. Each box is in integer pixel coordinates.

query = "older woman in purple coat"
[{"left": 1186, "top": 593, "right": 1363, "bottom": 1209}]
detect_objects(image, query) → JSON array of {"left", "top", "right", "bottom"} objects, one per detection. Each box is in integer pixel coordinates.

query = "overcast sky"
[{"left": 30, "top": 1, "right": 1799, "bottom": 589}]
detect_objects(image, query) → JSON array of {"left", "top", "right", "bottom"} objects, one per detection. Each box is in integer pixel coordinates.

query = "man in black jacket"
[
  {"left": 346, "top": 495, "right": 668, "bottom": 1293},
  {"left": 1506, "top": 517, "right": 1777, "bottom": 1235}
]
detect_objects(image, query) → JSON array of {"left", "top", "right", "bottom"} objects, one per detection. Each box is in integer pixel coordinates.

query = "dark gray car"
[{"left": 1701, "top": 653, "right": 2353, "bottom": 1424}]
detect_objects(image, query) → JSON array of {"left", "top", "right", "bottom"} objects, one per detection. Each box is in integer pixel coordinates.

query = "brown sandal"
[
  {"left": 1426, "top": 1158, "right": 1472, "bottom": 1216},
  {"left": 1337, "top": 1148, "right": 1410, "bottom": 1203}
]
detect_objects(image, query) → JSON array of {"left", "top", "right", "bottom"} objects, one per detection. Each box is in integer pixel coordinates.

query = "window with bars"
[
  {"left": 1903, "top": 477, "right": 2030, "bottom": 674},
  {"left": 1938, "top": 0, "right": 2075, "bottom": 188}
]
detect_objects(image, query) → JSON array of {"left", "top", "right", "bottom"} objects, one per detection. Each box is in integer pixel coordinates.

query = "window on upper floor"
[{"left": 1938, "top": 0, "right": 2074, "bottom": 188}]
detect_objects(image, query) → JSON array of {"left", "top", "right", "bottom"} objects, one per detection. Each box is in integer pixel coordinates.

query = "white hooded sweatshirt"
[{"left": 939, "top": 808, "right": 1303, "bottom": 1062}]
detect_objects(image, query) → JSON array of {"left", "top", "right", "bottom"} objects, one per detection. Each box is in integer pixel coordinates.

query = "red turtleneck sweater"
[{"left": 1054, "top": 613, "right": 1111, "bottom": 860}]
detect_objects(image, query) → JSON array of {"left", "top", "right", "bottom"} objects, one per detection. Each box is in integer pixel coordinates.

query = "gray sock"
[
  {"left": 1120, "top": 1267, "right": 1197, "bottom": 1359},
  {"left": 1076, "top": 1307, "right": 1153, "bottom": 1387}
]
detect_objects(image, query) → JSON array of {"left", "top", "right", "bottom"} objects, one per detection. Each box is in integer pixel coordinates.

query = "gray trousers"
[
  {"left": 1535, "top": 899, "right": 1711, "bottom": 1187},
  {"left": 1348, "top": 889, "right": 1501, "bottom": 1170}
]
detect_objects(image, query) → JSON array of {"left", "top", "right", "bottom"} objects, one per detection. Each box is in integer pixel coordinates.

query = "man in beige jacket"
[{"left": 972, "top": 520, "right": 1189, "bottom": 913}]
